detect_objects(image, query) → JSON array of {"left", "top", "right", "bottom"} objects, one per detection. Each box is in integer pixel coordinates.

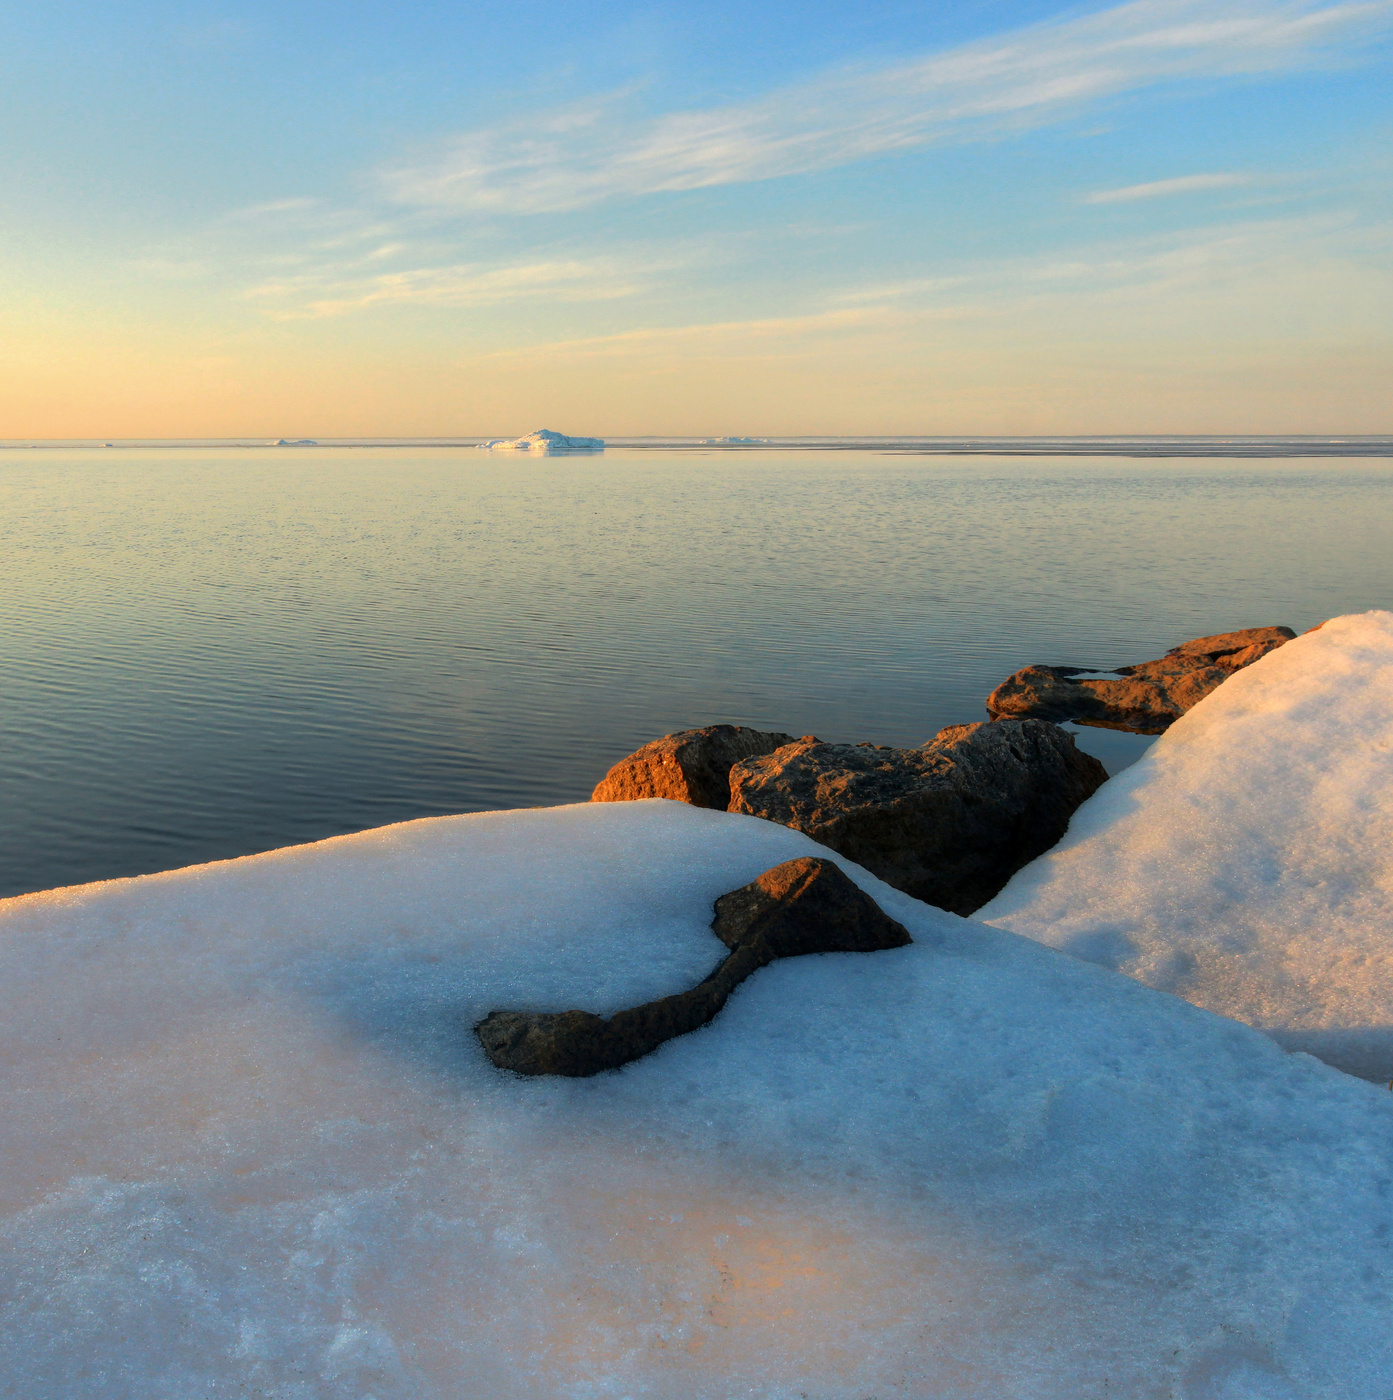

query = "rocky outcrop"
[
  {"left": 591, "top": 724, "right": 795, "bottom": 810},
  {"left": 728, "top": 721, "right": 1107, "bottom": 915},
  {"left": 475, "top": 857, "right": 910, "bottom": 1076},
  {"left": 985, "top": 626, "right": 1295, "bottom": 734}
]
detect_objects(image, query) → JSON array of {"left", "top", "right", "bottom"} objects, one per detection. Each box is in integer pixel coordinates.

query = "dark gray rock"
[
  {"left": 710, "top": 853, "right": 912, "bottom": 958},
  {"left": 986, "top": 626, "right": 1295, "bottom": 734},
  {"left": 728, "top": 720, "right": 1107, "bottom": 915},
  {"left": 590, "top": 724, "right": 795, "bottom": 810},
  {"left": 475, "top": 856, "right": 909, "bottom": 1077}
]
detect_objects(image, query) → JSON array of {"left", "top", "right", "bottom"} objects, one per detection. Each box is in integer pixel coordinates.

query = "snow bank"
[
  {"left": 3, "top": 800, "right": 1393, "bottom": 1396},
  {"left": 479, "top": 428, "right": 604, "bottom": 453},
  {"left": 982, "top": 611, "right": 1393, "bottom": 1082}
]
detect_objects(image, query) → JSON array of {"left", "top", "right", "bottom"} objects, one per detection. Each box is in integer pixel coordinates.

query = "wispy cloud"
[
  {"left": 476, "top": 307, "right": 892, "bottom": 361},
  {"left": 384, "top": 0, "right": 1393, "bottom": 213},
  {"left": 245, "top": 253, "right": 682, "bottom": 319},
  {"left": 836, "top": 212, "right": 1391, "bottom": 309},
  {"left": 134, "top": 186, "right": 720, "bottom": 319},
  {"left": 1087, "top": 172, "right": 1255, "bottom": 201},
  {"left": 479, "top": 213, "right": 1392, "bottom": 365}
]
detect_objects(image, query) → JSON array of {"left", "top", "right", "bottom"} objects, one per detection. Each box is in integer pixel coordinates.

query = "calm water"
[{"left": 3, "top": 444, "right": 1391, "bottom": 898}]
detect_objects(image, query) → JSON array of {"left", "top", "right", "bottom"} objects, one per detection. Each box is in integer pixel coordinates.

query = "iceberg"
[
  {"left": 272, "top": 438, "right": 318, "bottom": 446},
  {"left": 2, "top": 799, "right": 1392, "bottom": 1394},
  {"left": 478, "top": 428, "right": 604, "bottom": 453},
  {"left": 981, "top": 611, "right": 1393, "bottom": 1081}
]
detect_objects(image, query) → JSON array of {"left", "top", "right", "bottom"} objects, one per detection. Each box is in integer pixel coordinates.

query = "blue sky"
[{"left": 2, "top": 0, "right": 1390, "bottom": 435}]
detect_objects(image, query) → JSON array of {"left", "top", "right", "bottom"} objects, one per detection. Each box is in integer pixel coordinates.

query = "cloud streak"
[
  {"left": 1086, "top": 172, "right": 1255, "bottom": 201},
  {"left": 245, "top": 254, "right": 673, "bottom": 319},
  {"left": 479, "top": 213, "right": 1392, "bottom": 364},
  {"left": 384, "top": 0, "right": 1393, "bottom": 213}
]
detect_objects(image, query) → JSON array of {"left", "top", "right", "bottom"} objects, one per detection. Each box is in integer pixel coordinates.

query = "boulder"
[
  {"left": 475, "top": 857, "right": 909, "bottom": 1076},
  {"left": 591, "top": 724, "right": 795, "bottom": 810},
  {"left": 985, "top": 626, "right": 1295, "bottom": 734},
  {"left": 728, "top": 721, "right": 1107, "bottom": 915},
  {"left": 710, "top": 853, "right": 913, "bottom": 958}
]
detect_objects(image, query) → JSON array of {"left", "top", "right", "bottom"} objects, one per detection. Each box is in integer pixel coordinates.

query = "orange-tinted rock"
[
  {"left": 986, "top": 626, "right": 1295, "bottom": 734},
  {"left": 590, "top": 724, "right": 795, "bottom": 810},
  {"left": 728, "top": 720, "right": 1106, "bottom": 915}
]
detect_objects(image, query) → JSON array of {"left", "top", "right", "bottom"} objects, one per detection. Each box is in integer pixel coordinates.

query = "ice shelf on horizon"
[{"left": 477, "top": 428, "right": 604, "bottom": 453}]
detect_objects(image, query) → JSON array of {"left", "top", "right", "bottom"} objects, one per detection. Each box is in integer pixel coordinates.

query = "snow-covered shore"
[
  {"left": 3, "top": 792, "right": 1393, "bottom": 1394},
  {"left": 981, "top": 610, "right": 1393, "bottom": 1082}
]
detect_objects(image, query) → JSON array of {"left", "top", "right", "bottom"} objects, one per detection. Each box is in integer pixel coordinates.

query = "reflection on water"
[{"left": 2, "top": 446, "right": 1390, "bottom": 897}]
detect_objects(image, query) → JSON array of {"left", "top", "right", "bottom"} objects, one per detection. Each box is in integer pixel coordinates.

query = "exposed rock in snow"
[
  {"left": 729, "top": 720, "right": 1106, "bottom": 914},
  {"left": 987, "top": 625, "right": 1295, "bottom": 733},
  {"left": 3, "top": 800, "right": 1393, "bottom": 1395},
  {"left": 478, "top": 428, "right": 604, "bottom": 453},
  {"left": 476, "top": 856, "right": 909, "bottom": 1076},
  {"left": 591, "top": 724, "right": 795, "bottom": 810},
  {"left": 980, "top": 611, "right": 1393, "bottom": 1081}
]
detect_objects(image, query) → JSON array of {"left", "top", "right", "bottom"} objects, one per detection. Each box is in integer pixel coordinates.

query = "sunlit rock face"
[
  {"left": 591, "top": 724, "right": 795, "bottom": 810},
  {"left": 981, "top": 611, "right": 1393, "bottom": 1081},
  {"left": 478, "top": 429, "right": 604, "bottom": 452},
  {"left": 729, "top": 719, "right": 1107, "bottom": 914},
  {"left": 4, "top": 797, "right": 1393, "bottom": 1396},
  {"left": 986, "top": 625, "right": 1295, "bottom": 734}
]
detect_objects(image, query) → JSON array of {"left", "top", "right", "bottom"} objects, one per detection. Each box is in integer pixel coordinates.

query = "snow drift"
[
  {"left": 981, "top": 610, "right": 1393, "bottom": 1082},
  {"left": 2, "top": 799, "right": 1392, "bottom": 1396}
]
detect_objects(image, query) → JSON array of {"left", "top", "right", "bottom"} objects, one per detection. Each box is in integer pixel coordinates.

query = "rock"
[
  {"left": 591, "top": 724, "right": 795, "bottom": 810},
  {"left": 475, "top": 857, "right": 910, "bottom": 1077},
  {"left": 728, "top": 721, "right": 1107, "bottom": 915},
  {"left": 985, "top": 625, "right": 1295, "bottom": 734},
  {"left": 710, "top": 855, "right": 913, "bottom": 958}
]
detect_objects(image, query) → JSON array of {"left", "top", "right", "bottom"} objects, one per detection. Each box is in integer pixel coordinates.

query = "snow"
[
  {"left": 479, "top": 428, "right": 604, "bottom": 453},
  {"left": 3, "top": 799, "right": 1393, "bottom": 1395},
  {"left": 981, "top": 611, "right": 1393, "bottom": 1082}
]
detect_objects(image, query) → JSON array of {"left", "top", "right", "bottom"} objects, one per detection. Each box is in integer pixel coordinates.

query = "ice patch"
[
  {"left": 478, "top": 428, "right": 604, "bottom": 453},
  {"left": 982, "top": 610, "right": 1393, "bottom": 1081},
  {"left": 2, "top": 799, "right": 1392, "bottom": 1394}
]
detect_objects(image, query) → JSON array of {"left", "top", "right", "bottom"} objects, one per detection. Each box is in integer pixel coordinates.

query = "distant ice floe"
[
  {"left": 478, "top": 428, "right": 604, "bottom": 453},
  {"left": 272, "top": 439, "right": 318, "bottom": 446},
  {"left": 703, "top": 436, "right": 767, "bottom": 444}
]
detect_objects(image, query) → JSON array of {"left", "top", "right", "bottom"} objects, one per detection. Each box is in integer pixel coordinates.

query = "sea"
[{"left": 2, "top": 436, "right": 1390, "bottom": 899}]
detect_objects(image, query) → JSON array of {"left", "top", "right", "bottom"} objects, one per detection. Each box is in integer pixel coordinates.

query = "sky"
[{"left": 1, "top": 0, "right": 1390, "bottom": 437}]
